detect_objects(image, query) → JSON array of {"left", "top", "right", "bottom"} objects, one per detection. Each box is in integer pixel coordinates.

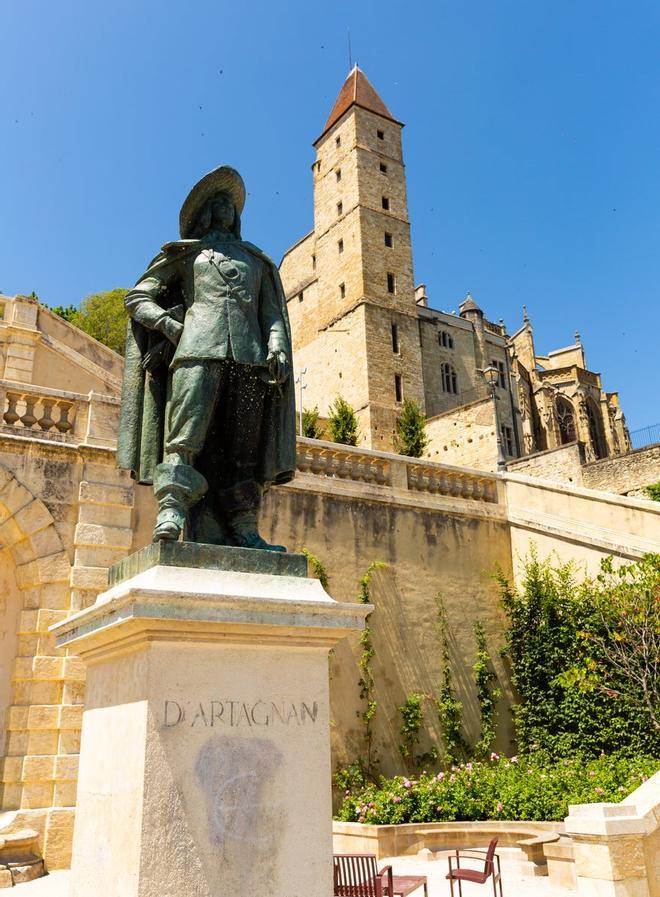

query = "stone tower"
[{"left": 280, "top": 66, "right": 425, "bottom": 449}]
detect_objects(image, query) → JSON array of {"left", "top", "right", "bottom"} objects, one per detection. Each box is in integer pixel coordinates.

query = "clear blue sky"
[{"left": 1, "top": 0, "right": 658, "bottom": 430}]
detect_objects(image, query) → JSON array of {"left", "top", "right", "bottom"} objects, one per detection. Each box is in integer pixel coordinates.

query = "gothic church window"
[
  {"left": 439, "top": 330, "right": 454, "bottom": 349},
  {"left": 501, "top": 425, "right": 514, "bottom": 456},
  {"left": 556, "top": 397, "right": 576, "bottom": 444},
  {"left": 441, "top": 363, "right": 458, "bottom": 394},
  {"left": 586, "top": 399, "right": 606, "bottom": 459}
]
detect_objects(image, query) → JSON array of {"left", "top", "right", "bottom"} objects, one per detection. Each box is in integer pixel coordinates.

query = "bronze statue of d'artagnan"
[{"left": 117, "top": 166, "right": 296, "bottom": 551}]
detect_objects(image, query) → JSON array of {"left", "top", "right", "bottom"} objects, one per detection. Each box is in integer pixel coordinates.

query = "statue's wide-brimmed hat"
[{"left": 179, "top": 166, "right": 246, "bottom": 238}]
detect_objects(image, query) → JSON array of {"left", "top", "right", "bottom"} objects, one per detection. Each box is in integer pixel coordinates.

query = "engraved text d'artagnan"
[{"left": 163, "top": 699, "right": 319, "bottom": 729}]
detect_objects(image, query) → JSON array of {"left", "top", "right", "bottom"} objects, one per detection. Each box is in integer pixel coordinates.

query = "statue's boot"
[
  {"left": 228, "top": 509, "right": 286, "bottom": 553},
  {"left": 153, "top": 463, "right": 208, "bottom": 542}
]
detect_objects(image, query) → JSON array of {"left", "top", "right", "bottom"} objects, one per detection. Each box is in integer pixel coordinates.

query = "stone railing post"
[{"left": 564, "top": 798, "right": 655, "bottom": 897}]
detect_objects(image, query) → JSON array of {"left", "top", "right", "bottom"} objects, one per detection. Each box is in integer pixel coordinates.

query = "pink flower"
[
  {"left": 594, "top": 787, "right": 604, "bottom": 795},
  {"left": 436, "top": 772, "right": 445, "bottom": 781},
  {"left": 403, "top": 780, "right": 412, "bottom": 789},
  {"left": 392, "top": 796, "right": 402, "bottom": 804},
  {"left": 490, "top": 752, "right": 499, "bottom": 761},
  {"left": 496, "top": 802, "right": 504, "bottom": 813},
  {"left": 358, "top": 816, "right": 365, "bottom": 823},
  {"left": 436, "top": 806, "right": 443, "bottom": 812},
  {"left": 466, "top": 763, "right": 473, "bottom": 770},
  {"left": 369, "top": 802, "right": 375, "bottom": 808},
  {"left": 509, "top": 755, "right": 518, "bottom": 764}
]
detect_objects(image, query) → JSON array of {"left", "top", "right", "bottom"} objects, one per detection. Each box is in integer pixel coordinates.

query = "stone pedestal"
[{"left": 51, "top": 543, "right": 370, "bottom": 897}]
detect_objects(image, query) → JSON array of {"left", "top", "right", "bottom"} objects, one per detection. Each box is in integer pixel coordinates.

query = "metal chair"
[
  {"left": 333, "top": 853, "right": 428, "bottom": 897},
  {"left": 446, "top": 838, "right": 503, "bottom": 896}
]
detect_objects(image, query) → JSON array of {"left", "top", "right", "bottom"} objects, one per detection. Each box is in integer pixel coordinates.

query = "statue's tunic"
[{"left": 126, "top": 234, "right": 288, "bottom": 367}]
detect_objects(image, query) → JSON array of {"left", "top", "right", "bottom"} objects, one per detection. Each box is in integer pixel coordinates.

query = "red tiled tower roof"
[{"left": 315, "top": 66, "right": 403, "bottom": 144}]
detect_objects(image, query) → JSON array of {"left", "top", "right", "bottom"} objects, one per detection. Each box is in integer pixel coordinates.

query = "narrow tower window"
[
  {"left": 335, "top": 135, "right": 341, "bottom": 147},
  {"left": 338, "top": 239, "right": 344, "bottom": 253},
  {"left": 312, "top": 254, "right": 316, "bottom": 270},
  {"left": 377, "top": 129, "right": 384, "bottom": 140},
  {"left": 384, "top": 232, "right": 393, "bottom": 247},
  {"left": 382, "top": 196, "right": 390, "bottom": 210},
  {"left": 394, "top": 374, "right": 403, "bottom": 402},
  {"left": 297, "top": 291, "right": 304, "bottom": 303},
  {"left": 339, "top": 283, "right": 346, "bottom": 298},
  {"left": 387, "top": 273, "right": 396, "bottom": 294},
  {"left": 337, "top": 201, "right": 343, "bottom": 217},
  {"left": 336, "top": 168, "right": 342, "bottom": 182},
  {"left": 490, "top": 359, "right": 506, "bottom": 388},
  {"left": 391, "top": 323, "right": 400, "bottom": 354},
  {"left": 380, "top": 163, "right": 388, "bottom": 174}
]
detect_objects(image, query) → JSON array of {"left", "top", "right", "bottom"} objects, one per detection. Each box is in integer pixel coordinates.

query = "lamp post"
[
  {"left": 295, "top": 368, "right": 307, "bottom": 437},
  {"left": 483, "top": 365, "right": 507, "bottom": 472}
]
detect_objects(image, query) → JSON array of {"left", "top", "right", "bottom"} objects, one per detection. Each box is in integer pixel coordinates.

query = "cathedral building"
[{"left": 280, "top": 67, "right": 630, "bottom": 470}]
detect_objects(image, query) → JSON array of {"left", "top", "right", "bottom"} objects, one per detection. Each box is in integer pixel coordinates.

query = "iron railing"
[{"left": 629, "top": 424, "right": 660, "bottom": 450}]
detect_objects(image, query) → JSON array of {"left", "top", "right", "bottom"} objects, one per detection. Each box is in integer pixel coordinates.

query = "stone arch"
[{"left": 0, "top": 462, "right": 79, "bottom": 860}]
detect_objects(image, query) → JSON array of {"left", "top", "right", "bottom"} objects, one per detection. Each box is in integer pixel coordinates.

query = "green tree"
[
  {"left": 561, "top": 554, "right": 660, "bottom": 732},
  {"left": 70, "top": 288, "right": 129, "bottom": 355},
  {"left": 499, "top": 549, "right": 660, "bottom": 757},
  {"left": 47, "top": 304, "right": 78, "bottom": 323},
  {"left": 328, "top": 395, "right": 359, "bottom": 446},
  {"left": 394, "top": 398, "right": 428, "bottom": 457},
  {"left": 644, "top": 482, "right": 660, "bottom": 502},
  {"left": 302, "top": 406, "right": 324, "bottom": 439}
]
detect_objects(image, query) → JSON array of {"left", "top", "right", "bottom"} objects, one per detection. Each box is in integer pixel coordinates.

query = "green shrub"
[
  {"left": 302, "top": 406, "right": 324, "bottom": 439},
  {"left": 328, "top": 395, "right": 359, "bottom": 446},
  {"left": 394, "top": 399, "right": 428, "bottom": 458},
  {"left": 336, "top": 754, "right": 660, "bottom": 824},
  {"left": 645, "top": 482, "right": 660, "bottom": 502},
  {"left": 498, "top": 551, "right": 660, "bottom": 758}
]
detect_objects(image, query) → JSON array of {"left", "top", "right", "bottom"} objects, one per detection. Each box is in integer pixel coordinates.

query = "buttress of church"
[{"left": 279, "top": 67, "right": 630, "bottom": 466}]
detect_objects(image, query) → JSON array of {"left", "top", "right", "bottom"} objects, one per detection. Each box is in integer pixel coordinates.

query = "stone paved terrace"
[{"left": 15, "top": 851, "right": 568, "bottom": 896}]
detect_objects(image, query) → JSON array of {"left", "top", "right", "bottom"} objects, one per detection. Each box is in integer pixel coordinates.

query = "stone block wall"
[
  {"left": 582, "top": 442, "right": 660, "bottom": 496},
  {"left": 425, "top": 398, "right": 498, "bottom": 470},
  {"left": 506, "top": 442, "right": 585, "bottom": 486}
]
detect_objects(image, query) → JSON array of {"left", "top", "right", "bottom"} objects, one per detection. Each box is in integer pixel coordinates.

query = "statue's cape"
[{"left": 116, "top": 239, "right": 297, "bottom": 490}]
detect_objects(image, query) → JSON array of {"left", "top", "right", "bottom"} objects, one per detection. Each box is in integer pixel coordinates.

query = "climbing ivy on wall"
[
  {"left": 357, "top": 561, "right": 386, "bottom": 780},
  {"left": 498, "top": 550, "right": 660, "bottom": 758},
  {"left": 472, "top": 621, "right": 501, "bottom": 758},
  {"left": 435, "top": 596, "right": 466, "bottom": 763}
]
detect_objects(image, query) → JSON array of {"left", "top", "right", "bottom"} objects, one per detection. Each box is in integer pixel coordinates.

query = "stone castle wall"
[
  {"left": 424, "top": 399, "right": 498, "bottom": 470},
  {"left": 506, "top": 442, "right": 585, "bottom": 486},
  {"left": 581, "top": 443, "right": 660, "bottom": 496}
]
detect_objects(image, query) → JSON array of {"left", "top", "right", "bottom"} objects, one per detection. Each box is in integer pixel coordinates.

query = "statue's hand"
[
  {"left": 267, "top": 350, "right": 289, "bottom": 385},
  {"left": 160, "top": 316, "right": 183, "bottom": 346}
]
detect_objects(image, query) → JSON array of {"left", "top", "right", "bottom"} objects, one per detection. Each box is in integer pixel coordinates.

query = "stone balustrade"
[
  {"left": 295, "top": 437, "right": 500, "bottom": 504},
  {"left": 0, "top": 382, "right": 77, "bottom": 438},
  {"left": 0, "top": 381, "right": 119, "bottom": 449}
]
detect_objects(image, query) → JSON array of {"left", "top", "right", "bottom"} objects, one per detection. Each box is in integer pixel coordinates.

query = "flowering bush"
[{"left": 335, "top": 754, "right": 659, "bottom": 824}]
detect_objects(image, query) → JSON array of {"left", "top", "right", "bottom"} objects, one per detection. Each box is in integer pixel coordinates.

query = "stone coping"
[
  {"left": 51, "top": 562, "right": 372, "bottom": 658},
  {"left": 108, "top": 541, "right": 308, "bottom": 586},
  {"left": 333, "top": 820, "right": 563, "bottom": 860}
]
